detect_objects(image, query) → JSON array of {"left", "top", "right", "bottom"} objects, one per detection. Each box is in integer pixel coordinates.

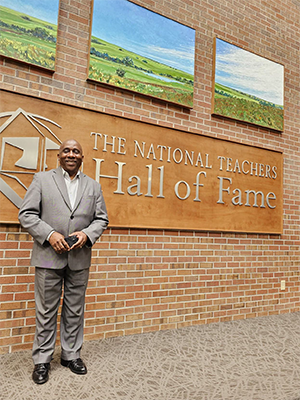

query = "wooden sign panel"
[{"left": 0, "top": 90, "right": 283, "bottom": 233}]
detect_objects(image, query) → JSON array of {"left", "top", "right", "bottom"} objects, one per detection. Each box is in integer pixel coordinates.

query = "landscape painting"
[
  {"left": 0, "top": 0, "right": 59, "bottom": 71},
  {"left": 88, "top": 0, "right": 195, "bottom": 108},
  {"left": 212, "top": 37, "right": 284, "bottom": 131}
]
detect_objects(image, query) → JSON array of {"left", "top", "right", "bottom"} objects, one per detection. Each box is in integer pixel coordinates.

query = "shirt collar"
[{"left": 61, "top": 167, "right": 81, "bottom": 181}]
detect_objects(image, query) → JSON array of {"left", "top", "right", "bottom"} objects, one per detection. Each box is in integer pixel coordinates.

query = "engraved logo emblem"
[{"left": 0, "top": 108, "right": 62, "bottom": 208}]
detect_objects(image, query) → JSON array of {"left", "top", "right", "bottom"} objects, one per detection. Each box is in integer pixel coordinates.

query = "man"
[{"left": 18, "top": 139, "right": 109, "bottom": 384}]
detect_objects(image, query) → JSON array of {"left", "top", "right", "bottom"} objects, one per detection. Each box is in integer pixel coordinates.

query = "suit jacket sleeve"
[{"left": 18, "top": 173, "right": 55, "bottom": 245}]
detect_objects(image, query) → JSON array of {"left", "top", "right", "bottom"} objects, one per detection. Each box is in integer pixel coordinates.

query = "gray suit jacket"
[{"left": 18, "top": 167, "right": 109, "bottom": 270}]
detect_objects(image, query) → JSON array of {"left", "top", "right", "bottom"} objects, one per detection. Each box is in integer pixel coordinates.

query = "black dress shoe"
[
  {"left": 61, "top": 358, "right": 87, "bottom": 375},
  {"left": 32, "top": 363, "right": 50, "bottom": 384}
]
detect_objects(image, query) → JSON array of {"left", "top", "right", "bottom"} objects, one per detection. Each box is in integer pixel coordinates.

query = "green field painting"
[
  {"left": 88, "top": 0, "right": 195, "bottom": 108},
  {"left": 213, "top": 38, "right": 284, "bottom": 131},
  {"left": 0, "top": 2, "right": 59, "bottom": 70}
]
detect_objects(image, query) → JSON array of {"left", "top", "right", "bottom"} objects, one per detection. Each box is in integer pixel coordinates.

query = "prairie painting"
[
  {"left": 212, "top": 38, "right": 284, "bottom": 131},
  {"left": 0, "top": 0, "right": 59, "bottom": 70},
  {"left": 88, "top": 0, "right": 195, "bottom": 108}
]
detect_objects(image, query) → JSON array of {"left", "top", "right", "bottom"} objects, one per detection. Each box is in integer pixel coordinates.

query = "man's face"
[{"left": 58, "top": 140, "right": 84, "bottom": 178}]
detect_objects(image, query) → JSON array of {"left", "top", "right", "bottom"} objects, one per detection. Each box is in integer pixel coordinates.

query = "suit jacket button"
[{"left": 70, "top": 215, "right": 74, "bottom": 219}]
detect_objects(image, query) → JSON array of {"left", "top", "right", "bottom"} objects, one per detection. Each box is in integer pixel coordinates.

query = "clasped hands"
[{"left": 49, "top": 231, "right": 87, "bottom": 254}]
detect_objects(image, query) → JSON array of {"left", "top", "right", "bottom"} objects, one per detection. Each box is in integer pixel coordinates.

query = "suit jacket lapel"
[
  {"left": 52, "top": 167, "right": 72, "bottom": 211},
  {"left": 73, "top": 172, "right": 88, "bottom": 212}
]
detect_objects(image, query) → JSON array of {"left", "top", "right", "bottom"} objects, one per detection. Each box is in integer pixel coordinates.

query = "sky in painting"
[
  {"left": 0, "top": 0, "right": 60, "bottom": 24},
  {"left": 91, "top": 0, "right": 195, "bottom": 75},
  {"left": 215, "top": 38, "right": 284, "bottom": 105}
]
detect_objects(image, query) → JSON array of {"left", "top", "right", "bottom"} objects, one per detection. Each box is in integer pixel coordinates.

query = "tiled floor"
[{"left": 1, "top": 312, "right": 300, "bottom": 400}]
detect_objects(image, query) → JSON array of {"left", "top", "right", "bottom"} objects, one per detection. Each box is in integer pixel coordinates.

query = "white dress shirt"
[{"left": 61, "top": 168, "right": 80, "bottom": 209}]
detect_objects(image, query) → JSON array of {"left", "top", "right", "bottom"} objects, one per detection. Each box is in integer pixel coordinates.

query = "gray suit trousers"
[{"left": 32, "top": 266, "right": 89, "bottom": 364}]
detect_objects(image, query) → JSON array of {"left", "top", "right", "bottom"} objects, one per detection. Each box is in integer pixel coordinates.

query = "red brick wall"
[{"left": 0, "top": 0, "right": 299, "bottom": 354}]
